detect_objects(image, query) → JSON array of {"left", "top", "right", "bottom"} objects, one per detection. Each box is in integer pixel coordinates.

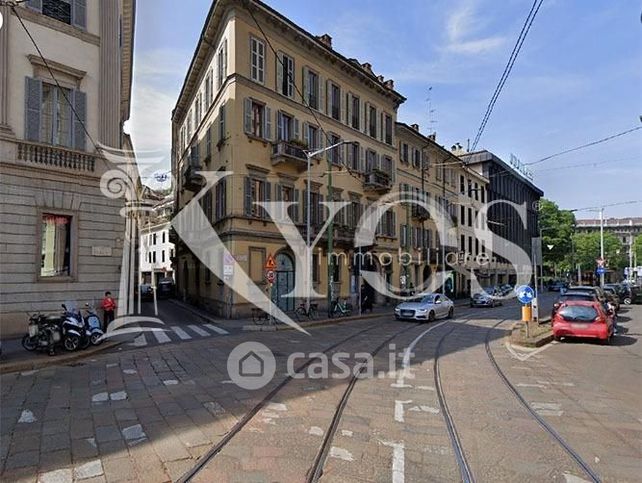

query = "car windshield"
[
  {"left": 483, "top": 287, "right": 495, "bottom": 294},
  {"left": 558, "top": 305, "right": 598, "bottom": 322},
  {"left": 419, "top": 295, "right": 436, "bottom": 304},
  {"left": 560, "top": 293, "right": 594, "bottom": 302}
]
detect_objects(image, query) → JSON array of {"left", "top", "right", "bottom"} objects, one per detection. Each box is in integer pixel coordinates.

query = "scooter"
[
  {"left": 22, "top": 313, "right": 63, "bottom": 356},
  {"left": 84, "top": 303, "right": 104, "bottom": 345},
  {"left": 61, "top": 303, "right": 90, "bottom": 351}
]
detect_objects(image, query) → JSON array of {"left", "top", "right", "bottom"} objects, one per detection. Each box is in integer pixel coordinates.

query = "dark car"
[
  {"left": 548, "top": 280, "right": 569, "bottom": 292},
  {"left": 137, "top": 284, "right": 154, "bottom": 302},
  {"left": 470, "top": 287, "right": 503, "bottom": 308},
  {"left": 567, "top": 286, "right": 607, "bottom": 305},
  {"left": 157, "top": 278, "right": 175, "bottom": 299},
  {"left": 602, "top": 287, "right": 620, "bottom": 312}
]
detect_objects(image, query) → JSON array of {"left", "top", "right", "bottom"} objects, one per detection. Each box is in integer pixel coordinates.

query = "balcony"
[
  {"left": 411, "top": 205, "right": 430, "bottom": 221},
  {"left": 363, "top": 169, "right": 392, "bottom": 193},
  {"left": 182, "top": 164, "right": 203, "bottom": 192},
  {"left": 17, "top": 141, "right": 95, "bottom": 172},
  {"left": 271, "top": 141, "right": 308, "bottom": 171}
]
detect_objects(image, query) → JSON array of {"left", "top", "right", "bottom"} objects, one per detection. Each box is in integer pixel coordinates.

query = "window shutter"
[
  {"left": 276, "top": 111, "right": 283, "bottom": 141},
  {"left": 318, "top": 74, "right": 325, "bottom": 114},
  {"left": 303, "top": 122, "right": 309, "bottom": 147},
  {"left": 319, "top": 194, "right": 325, "bottom": 224},
  {"left": 392, "top": 212, "right": 396, "bottom": 237},
  {"left": 219, "top": 103, "right": 226, "bottom": 141},
  {"left": 222, "top": 40, "right": 228, "bottom": 79},
  {"left": 24, "top": 77, "right": 42, "bottom": 142},
  {"left": 294, "top": 118, "right": 300, "bottom": 140},
  {"left": 339, "top": 87, "right": 346, "bottom": 124},
  {"left": 244, "top": 98, "right": 252, "bottom": 134},
  {"left": 346, "top": 143, "right": 353, "bottom": 167},
  {"left": 302, "top": 66, "right": 309, "bottom": 102},
  {"left": 293, "top": 189, "right": 300, "bottom": 223},
  {"left": 276, "top": 53, "right": 284, "bottom": 94},
  {"left": 72, "top": 89, "right": 87, "bottom": 151},
  {"left": 375, "top": 152, "right": 380, "bottom": 170},
  {"left": 264, "top": 107, "right": 272, "bottom": 141},
  {"left": 380, "top": 112, "right": 384, "bottom": 142},
  {"left": 244, "top": 177, "right": 252, "bottom": 216},
  {"left": 72, "top": 0, "right": 87, "bottom": 30},
  {"left": 26, "top": 0, "right": 42, "bottom": 11},
  {"left": 346, "top": 93, "right": 352, "bottom": 125},
  {"left": 302, "top": 190, "right": 308, "bottom": 224},
  {"left": 326, "top": 79, "right": 331, "bottom": 114},
  {"left": 359, "top": 146, "right": 365, "bottom": 172}
]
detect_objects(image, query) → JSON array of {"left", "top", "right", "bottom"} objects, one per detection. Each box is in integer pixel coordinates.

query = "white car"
[{"left": 394, "top": 294, "right": 454, "bottom": 322}]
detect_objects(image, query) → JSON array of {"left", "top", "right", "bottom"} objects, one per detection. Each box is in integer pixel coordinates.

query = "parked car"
[
  {"left": 548, "top": 280, "right": 569, "bottom": 292},
  {"left": 157, "top": 278, "right": 175, "bottom": 299},
  {"left": 470, "top": 288, "right": 502, "bottom": 308},
  {"left": 137, "top": 284, "right": 154, "bottom": 302},
  {"left": 551, "top": 290, "right": 599, "bottom": 317},
  {"left": 394, "top": 294, "right": 454, "bottom": 322},
  {"left": 500, "top": 284, "right": 513, "bottom": 296},
  {"left": 552, "top": 300, "right": 614, "bottom": 344},
  {"left": 567, "top": 286, "right": 607, "bottom": 305}
]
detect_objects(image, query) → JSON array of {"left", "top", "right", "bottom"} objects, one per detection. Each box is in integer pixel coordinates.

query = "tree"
[
  {"left": 538, "top": 199, "right": 575, "bottom": 273},
  {"left": 633, "top": 234, "right": 642, "bottom": 263},
  {"left": 573, "top": 232, "right": 626, "bottom": 272}
]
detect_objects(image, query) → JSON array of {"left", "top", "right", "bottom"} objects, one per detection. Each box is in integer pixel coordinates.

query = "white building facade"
[
  {"left": 0, "top": 0, "right": 136, "bottom": 337},
  {"left": 139, "top": 222, "right": 175, "bottom": 285}
]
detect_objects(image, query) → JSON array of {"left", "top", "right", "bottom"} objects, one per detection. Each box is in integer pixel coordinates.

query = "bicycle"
[
  {"left": 329, "top": 299, "right": 352, "bottom": 318},
  {"left": 294, "top": 302, "right": 318, "bottom": 321}
]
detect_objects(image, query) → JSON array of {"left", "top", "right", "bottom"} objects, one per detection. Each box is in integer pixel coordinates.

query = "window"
[
  {"left": 347, "top": 142, "right": 360, "bottom": 171},
  {"left": 250, "top": 37, "right": 265, "bottom": 84},
  {"left": 195, "top": 93, "right": 202, "bottom": 127},
  {"left": 328, "top": 133, "right": 341, "bottom": 164},
  {"left": 153, "top": 233, "right": 157, "bottom": 245},
  {"left": 162, "top": 251, "right": 165, "bottom": 263},
  {"left": 304, "top": 191, "right": 324, "bottom": 226},
  {"left": 365, "top": 149, "right": 376, "bottom": 172},
  {"left": 217, "top": 39, "right": 228, "bottom": 89},
  {"left": 381, "top": 156, "right": 393, "bottom": 175},
  {"left": 278, "top": 53, "right": 294, "bottom": 97},
  {"left": 384, "top": 114, "right": 393, "bottom": 145},
  {"left": 152, "top": 251, "right": 157, "bottom": 264},
  {"left": 368, "top": 105, "right": 377, "bottom": 138},
  {"left": 312, "top": 253, "right": 320, "bottom": 282},
  {"left": 219, "top": 103, "right": 226, "bottom": 142},
  {"left": 32, "top": 0, "right": 86, "bottom": 28},
  {"left": 329, "top": 82, "right": 341, "bottom": 121},
  {"left": 351, "top": 95, "right": 360, "bottom": 130},
  {"left": 40, "top": 213, "right": 71, "bottom": 277},
  {"left": 244, "top": 177, "right": 271, "bottom": 218},
  {"left": 205, "top": 70, "right": 213, "bottom": 107},
  {"left": 244, "top": 99, "right": 271, "bottom": 140},
  {"left": 215, "top": 176, "right": 227, "bottom": 221},
  {"left": 401, "top": 143, "right": 409, "bottom": 164},
  {"left": 460, "top": 175, "right": 465, "bottom": 194},
  {"left": 306, "top": 124, "right": 319, "bottom": 150},
  {"left": 412, "top": 148, "right": 421, "bottom": 168},
  {"left": 468, "top": 208, "right": 473, "bottom": 227},
  {"left": 162, "top": 232, "right": 166, "bottom": 244},
  {"left": 40, "top": 83, "right": 72, "bottom": 147},
  {"left": 277, "top": 112, "right": 294, "bottom": 142},
  {"left": 206, "top": 125, "right": 212, "bottom": 157},
  {"left": 306, "top": 69, "right": 319, "bottom": 109}
]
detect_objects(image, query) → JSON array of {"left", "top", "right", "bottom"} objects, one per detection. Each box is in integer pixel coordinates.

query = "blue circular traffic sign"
[{"left": 516, "top": 285, "right": 535, "bottom": 304}]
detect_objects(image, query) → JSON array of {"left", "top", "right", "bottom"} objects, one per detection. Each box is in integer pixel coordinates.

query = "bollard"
[{"left": 522, "top": 304, "right": 533, "bottom": 338}]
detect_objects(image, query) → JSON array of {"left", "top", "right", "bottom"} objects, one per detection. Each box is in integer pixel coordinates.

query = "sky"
[{"left": 128, "top": 0, "right": 642, "bottom": 218}]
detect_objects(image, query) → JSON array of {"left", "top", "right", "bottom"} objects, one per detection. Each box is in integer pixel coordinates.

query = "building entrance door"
[{"left": 275, "top": 253, "right": 295, "bottom": 312}]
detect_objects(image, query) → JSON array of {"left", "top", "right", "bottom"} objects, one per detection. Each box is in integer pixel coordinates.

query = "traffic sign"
[
  {"left": 516, "top": 285, "right": 535, "bottom": 304},
  {"left": 596, "top": 266, "right": 606, "bottom": 275},
  {"left": 266, "top": 269, "right": 275, "bottom": 284},
  {"left": 265, "top": 254, "right": 277, "bottom": 271}
]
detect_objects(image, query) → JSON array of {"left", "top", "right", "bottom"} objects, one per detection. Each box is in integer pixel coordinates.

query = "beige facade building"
[
  {"left": 172, "top": 0, "right": 497, "bottom": 317},
  {"left": 0, "top": 0, "right": 135, "bottom": 336}
]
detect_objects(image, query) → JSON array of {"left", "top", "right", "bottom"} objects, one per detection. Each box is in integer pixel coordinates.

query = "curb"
[
  {"left": 242, "top": 310, "right": 389, "bottom": 332},
  {"left": 0, "top": 340, "right": 121, "bottom": 375},
  {"left": 510, "top": 317, "right": 553, "bottom": 348}
]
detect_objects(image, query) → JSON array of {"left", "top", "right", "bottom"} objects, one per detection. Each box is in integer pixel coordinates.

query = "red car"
[{"left": 552, "top": 301, "right": 614, "bottom": 344}]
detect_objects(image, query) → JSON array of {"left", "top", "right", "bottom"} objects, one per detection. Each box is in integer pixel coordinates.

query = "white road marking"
[
  {"left": 85, "top": 438, "right": 96, "bottom": 448},
  {"left": 21, "top": 370, "right": 38, "bottom": 376},
  {"left": 204, "top": 323, "right": 229, "bottom": 335},
  {"left": 153, "top": 330, "right": 171, "bottom": 344},
  {"left": 416, "top": 385, "right": 435, "bottom": 391},
  {"left": 106, "top": 363, "right": 118, "bottom": 368},
  {"left": 536, "top": 380, "right": 575, "bottom": 387},
  {"left": 564, "top": 473, "right": 592, "bottom": 483},
  {"left": 505, "top": 340, "right": 556, "bottom": 361},
  {"left": 110, "top": 391, "right": 127, "bottom": 401},
  {"left": 203, "top": 401, "right": 226, "bottom": 416},
  {"left": 188, "top": 324, "right": 209, "bottom": 337},
  {"left": 329, "top": 447, "right": 354, "bottom": 461},
  {"left": 39, "top": 468, "right": 72, "bottom": 483},
  {"left": 130, "top": 334, "right": 147, "bottom": 347},
  {"left": 531, "top": 402, "right": 563, "bottom": 417},
  {"left": 408, "top": 405, "right": 440, "bottom": 414},
  {"left": 18, "top": 409, "right": 36, "bottom": 423},
  {"left": 517, "top": 383, "right": 546, "bottom": 388},
  {"left": 381, "top": 440, "right": 405, "bottom": 483},
  {"left": 172, "top": 326, "right": 192, "bottom": 340},
  {"left": 308, "top": 426, "right": 324, "bottom": 436},
  {"left": 267, "top": 402, "right": 287, "bottom": 412},
  {"left": 163, "top": 380, "right": 179, "bottom": 386},
  {"left": 392, "top": 321, "right": 448, "bottom": 388},
  {"left": 395, "top": 400, "right": 412, "bottom": 423},
  {"left": 122, "top": 424, "right": 147, "bottom": 446},
  {"left": 122, "top": 369, "right": 137, "bottom": 375},
  {"left": 341, "top": 430, "right": 353, "bottom": 437},
  {"left": 91, "top": 392, "right": 108, "bottom": 403}
]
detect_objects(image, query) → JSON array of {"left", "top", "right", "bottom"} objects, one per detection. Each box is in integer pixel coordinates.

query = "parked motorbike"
[
  {"left": 61, "top": 302, "right": 90, "bottom": 351},
  {"left": 22, "top": 313, "right": 63, "bottom": 356},
  {"left": 84, "top": 303, "right": 104, "bottom": 345}
]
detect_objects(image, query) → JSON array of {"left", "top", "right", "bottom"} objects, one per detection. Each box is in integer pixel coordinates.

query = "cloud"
[{"left": 444, "top": 1, "right": 505, "bottom": 54}]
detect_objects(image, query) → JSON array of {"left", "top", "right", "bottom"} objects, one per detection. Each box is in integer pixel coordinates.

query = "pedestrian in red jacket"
[{"left": 101, "top": 291, "right": 117, "bottom": 330}]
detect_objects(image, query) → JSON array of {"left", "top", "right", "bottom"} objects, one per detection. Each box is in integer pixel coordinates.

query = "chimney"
[
  {"left": 384, "top": 79, "right": 395, "bottom": 90},
  {"left": 428, "top": 133, "right": 436, "bottom": 141},
  {"left": 451, "top": 143, "right": 466, "bottom": 155},
  {"left": 316, "top": 34, "right": 333, "bottom": 48},
  {"left": 361, "top": 62, "right": 373, "bottom": 75},
  {"left": 410, "top": 123, "right": 420, "bottom": 132},
  {"left": 377, "top": 75, "right": 385, "bottom": 83}
]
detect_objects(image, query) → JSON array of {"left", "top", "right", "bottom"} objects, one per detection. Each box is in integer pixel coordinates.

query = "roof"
[
  {"left": 576, "top": 217, "right": 642, "bottom": 227},
  {"left": 460, "top": 149, "right": 544, "bottom": 196},
  {"left": 172, "top": 0, "right": 406, "bottom": 121}
]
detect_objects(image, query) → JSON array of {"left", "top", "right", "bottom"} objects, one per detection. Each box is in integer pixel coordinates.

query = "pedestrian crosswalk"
[{"left": 127, "top": 323, "right": 230, "bottom": 348}]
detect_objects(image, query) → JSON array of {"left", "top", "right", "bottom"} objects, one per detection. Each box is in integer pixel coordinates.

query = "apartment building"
[
  {"left": 140, "top": 196, "right": 175, "bottom": 285},
  {"left": 172, "top": 0, "right": 406, "bottom": 317},
  {"left": 0, "top": 0, "right": 135, "bottom": 336}
]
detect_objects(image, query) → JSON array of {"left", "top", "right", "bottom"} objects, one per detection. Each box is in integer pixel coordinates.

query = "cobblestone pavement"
[{"left": 2, "top": 295, "right": 639, "bottom": 482}]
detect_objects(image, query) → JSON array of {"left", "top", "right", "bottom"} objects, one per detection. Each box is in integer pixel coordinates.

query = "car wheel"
[
  {"left": 553, "top": 335, "right": 560, "bottom": 342},
  {"left": 90, "top": 333, "right": 103, "bottom": 346},
  {"left": 623, "top": 297, "right": 632, "bottom": 305},
  {"left": 448, "top": 307, "right": 454, "bottom": 319},
  {"left": 428, "top": 311, "right": 435, "bottom": 322}
]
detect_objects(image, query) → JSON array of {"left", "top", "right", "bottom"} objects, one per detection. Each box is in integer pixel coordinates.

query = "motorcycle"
[
  {"left": 84, "top": 303, "right": 104, "bottom": 345},
  {"left": 22, "top": 313, "right": 63, "bottom": 356},
  {"left": 61, "top": 302, "right": 90, "bottom": 351}
]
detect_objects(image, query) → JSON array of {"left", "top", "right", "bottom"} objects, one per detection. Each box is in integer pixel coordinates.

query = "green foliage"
[
  {"left": 539, "top": 199, "right": 575, "bottom": 270},
  {"left": 573, "top": 231, "right": 626, "bottom": 271},
  {"left": 633, "top": 234, "right": 642, "bottom": 261}
]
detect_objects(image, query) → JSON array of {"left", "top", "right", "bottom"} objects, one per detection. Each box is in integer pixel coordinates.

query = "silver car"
[{"left": 394, "top": 294, "right": 454, "bottom": 322}]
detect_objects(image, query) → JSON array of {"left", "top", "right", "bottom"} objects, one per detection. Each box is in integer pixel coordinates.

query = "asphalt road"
[{"left": 1, "top": 294, "right": 639, "bottom": 483}]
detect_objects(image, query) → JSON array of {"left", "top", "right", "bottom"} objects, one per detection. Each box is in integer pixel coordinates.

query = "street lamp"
[{"left": 304, "top": 140, "right": 355, "bottom": 313}]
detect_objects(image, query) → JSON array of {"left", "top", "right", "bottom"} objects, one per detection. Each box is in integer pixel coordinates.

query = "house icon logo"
[{"left": 227, "top": 342, "right": 275, "bottom": 390}]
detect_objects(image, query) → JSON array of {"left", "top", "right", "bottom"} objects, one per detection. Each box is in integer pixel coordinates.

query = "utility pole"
[{"left": 599, "top": 206, "right": 605, "bottom": 287}]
